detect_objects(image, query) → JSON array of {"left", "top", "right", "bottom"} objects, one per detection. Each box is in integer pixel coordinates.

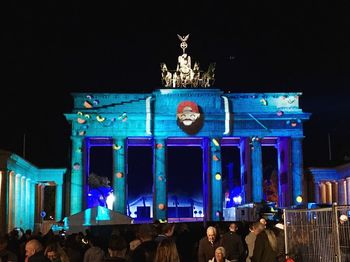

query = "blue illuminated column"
[
  {"left": 154, "top": 138, "right": 166, "bottom": 221},
  {"left": 113, "top": 137, "right": 126, "bottom": 214},
  {"left": 291, "top": 137, "right": 304, "bottom": 204},
  {"left": 70, "top": 136, "right": 83, "bottom": 215},
  {"left": 29, "top": 180, "right": 35, "bottom": 231},
  {"left": 277, "top": 137, "right": 292, "bottom": 207},
  {"left": 251, "top": 139, "right": 263, "bottom": 202},
  {"left": 15, "top": 174, "right": 21, "bottom": 228},
  {"left": 8, "top": 171, "right": 15, "bottom": 232},
  {"left": 240, "top": 137, "right": 252, "bottom": 203},
  {"left": 211, "top": 138, "right": 222, "bottom": 221},
  {"left": 202, "top": 138, "right": 210, "bottom": 220},
  {"left": 20, "top": 176, "right": 26, "bottom": 229},
  {"left": 25, "top": 178, "right": 31, "bottom": 230},
  {"left": 55, "top": 183, "right": 63, "bottom": 221}
]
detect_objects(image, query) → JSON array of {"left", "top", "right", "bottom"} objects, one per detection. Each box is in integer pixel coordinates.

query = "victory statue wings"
[{"left": 177, "top": 34, "right": 190, "bottom": 42}]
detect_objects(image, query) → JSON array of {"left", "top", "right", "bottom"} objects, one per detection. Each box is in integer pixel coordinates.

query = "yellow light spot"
[
  {"left": 212, "top": 138, "right": 220, "bottom": 147},
  {"left": 296, "top": 196, "right": 303, "bottom": 203}
]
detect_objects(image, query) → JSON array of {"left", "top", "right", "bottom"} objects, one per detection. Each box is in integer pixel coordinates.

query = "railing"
[{"left": 284, "top": 205, "right": 350, "bottom": 262}]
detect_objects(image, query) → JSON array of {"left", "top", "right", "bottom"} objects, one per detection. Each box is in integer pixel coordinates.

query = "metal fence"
[{"left": 284, "top": 205, "right": 350, "bottom": 262}]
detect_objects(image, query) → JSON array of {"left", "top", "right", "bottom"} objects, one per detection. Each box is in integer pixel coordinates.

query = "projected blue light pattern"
[{"left": 65, "top": 90, "right": 311, "bottom": 222}]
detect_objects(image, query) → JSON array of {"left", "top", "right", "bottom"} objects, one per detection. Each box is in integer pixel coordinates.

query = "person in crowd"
[
  {"left": 0, "top": 234, "right": 18, "bottom": 262},
  {"left": 175, "top": 223, "right": 196, "bottom": 262},
  {"left": 154, "top": 238, "right": 180, "bottom": 262},
  {"left": 83, "top": 236, "right": 105, "bottom": 262},
  {"left": 44, "top": 242, "right": 69, "bottom": 262},
  {"left": 259, "top": 218, "right": 267, "bottom": 228},
  {"left": 245, "top": 222, "right": 264, "bottom": 262},
  {"left": 272, "top": 223, "right": 285, "bottom": 262},
  {"left": 251, "top": 225, "right": 277, "bottom": 262},
  {"left": 25, "top": 239, "right": 50, "bottom": 262},
  {"left": 154, "top": 223, "right": 175, "bottom": 243},
  {"left": 130, "top": 224, "right": 157, "bottom": 262},
  {"left": 62, "top": 234, "right": 83, "bottom": 262},
  {"left": 198, "top": 226, "right": 220, "bottom": 262},
  {"left": 220, "top": 223, "right": 244, "bottom": 262},
  {"left": 104, "top": 235, "right": 128, "bottom": 262},
  {"left": 209, "top": 246, "right": 231, "bottom": 262}
]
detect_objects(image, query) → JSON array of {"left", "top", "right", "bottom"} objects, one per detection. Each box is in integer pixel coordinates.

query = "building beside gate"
[
  {"left": 310, "top": 162, "right": 350, "bottom": 205},
  {"left": 0, "top": 150, "right": 66, "bottom": 233}
]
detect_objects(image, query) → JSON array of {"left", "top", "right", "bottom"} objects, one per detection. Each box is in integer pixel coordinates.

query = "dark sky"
[{"left": 2, "top": 1, "right": 350, "bottom": 168}]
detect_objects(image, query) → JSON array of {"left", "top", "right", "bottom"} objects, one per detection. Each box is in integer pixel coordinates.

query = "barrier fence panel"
[
  {"left": 284, "top": 205, "right": 350, "bottom": 262},
  {"left": 337, "top": 205, "right": 350, "bottom": 262}
]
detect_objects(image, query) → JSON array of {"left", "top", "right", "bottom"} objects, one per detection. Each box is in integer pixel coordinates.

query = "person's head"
[
  {"left": 229, "top": 223, "right": 238, "bottom": 232},
  {"left": 214, "top": 246, "right": 226, "bottom": 262},
  {"left": 259, "top": 218, "right": 267, "bottom": 226},
  {"left": 25, "top": 239, "right": 43, "bottom": 258},
  {"left": 108, "top": 235, "right": 127, "bottom": 258},
  {"left": 339, "top": 214, "right": 348, "bottom": 225},
  {"left": 137, "top": 224, "right": 154, "bottom": 242},
  {"left": 45, "top": 243, "right": 60, "bottom": 262},
  {"left": 253, "top": 221, "right": 265, "bottom": 235},
  {"left": 206, "top": 226, "right": 217, "bottom": 243},
  {"left": 154, "top": 238, "right": 180, "bottom": 262}
]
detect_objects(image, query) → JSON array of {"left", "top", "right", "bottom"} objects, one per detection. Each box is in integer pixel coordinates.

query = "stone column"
[
  {"left": 346, "top": 177, "right": 350, "bottom": 205},
  {"left": 24, "top": 178, "right": 31, "bottom": 231},
  {"left": 202, "top": 138, "right": 211, "bottom": 220},
  {"left": 154, "top": 138, "right": 166, "bottom": 221},
  {"left": 0, "top": 171, "right": 5, "bottom": 233},
  {"left": 251, "top": 139, "right": 263, "bottom": 202},
  {"left": 8, "top": 171, "right": 15, "bottom": 232},
  {"left": 70, "top": 136, "right": 83, "bottom": 215},
  {"left": 29, "top": 180, "right": 35, "bottom": 231},
  {"left": 15, "top": 174, "right": 21, "bottom": 228},
  {"left": 55, "top": 183, "right": 63, "bottom": 221},
  {"left": 331, "top": 181, "right": 338, "bottom": 204},
  {"left": 113, "top": 137, "right": 126, "bottom": 214},
  {"left": 338, "top": 179, "right": 347, "bottom": 205},
  {"left": 319, "top": 182, "right": 326, "bottom": 204},
  {"left": 240, "top": 137, "right": 252, "bottom": 203},
  {"left": 210, "top": 138, "right": 222, "bottom": 221},
  {"left": 20, "top": 176, "right": 26, "bottom": 229},
  {"left": 314, "top": 182, "right": 320, "bottom": 204},
  {"left": 291, "top": 137, "right": 304, "bottom": 204},
  {"left": 325, "top": 181, "right": 332, "bottom": 204},
  {"left": 277, "top": 137, "right": 292, "bottom": 207}
]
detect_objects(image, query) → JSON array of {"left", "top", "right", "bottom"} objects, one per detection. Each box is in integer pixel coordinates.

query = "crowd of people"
[{"left": 0, "top": 218, "right": 286, "bottom": 262}]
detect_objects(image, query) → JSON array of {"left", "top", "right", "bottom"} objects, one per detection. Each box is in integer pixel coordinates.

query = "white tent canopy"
[{"left": 60, "top": 206, "right": 133, "bottom": 233}]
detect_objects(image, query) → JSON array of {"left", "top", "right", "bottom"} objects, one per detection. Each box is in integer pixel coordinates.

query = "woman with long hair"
[{"left": 154, "top": 238, "right": 180, "bottom": 262}]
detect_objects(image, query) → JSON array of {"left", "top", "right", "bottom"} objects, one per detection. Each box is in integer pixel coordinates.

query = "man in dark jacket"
[
  {"left": 198, "top": 226, "right": 220, "bottom": 262},
  {"left": 251, "top": 228, "right": 277, "bottom": 262},
  {"left": 221, "top": 223, "right": 244, "bottom": 262}
]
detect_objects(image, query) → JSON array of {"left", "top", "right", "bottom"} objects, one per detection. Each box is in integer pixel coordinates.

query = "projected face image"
[
  {"left": 176, "top": 101, "right": 203, "bottom": 134},
  {"left": 177, "top": 106, "right": 200, "bottom": 126}
]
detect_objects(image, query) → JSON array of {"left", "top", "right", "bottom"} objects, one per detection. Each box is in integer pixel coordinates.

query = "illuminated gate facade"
[{"left": 65, "top": 89, "right": 310, "bottom": 221}]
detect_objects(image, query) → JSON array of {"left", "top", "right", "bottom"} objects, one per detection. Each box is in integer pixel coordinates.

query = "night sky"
[{"left": 3, "top": 1, "right": 350, "bottom": 169}]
